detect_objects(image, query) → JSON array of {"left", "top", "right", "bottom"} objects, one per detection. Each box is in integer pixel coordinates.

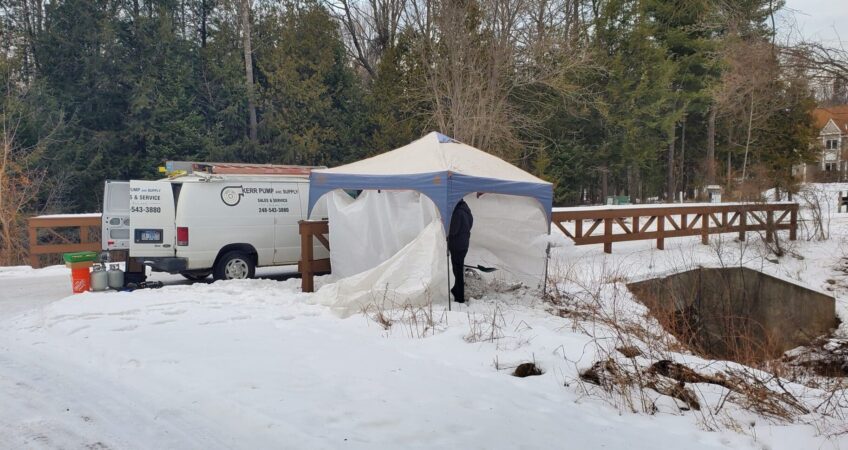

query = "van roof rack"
[{"left": 164, "top": 161, "right": 324, "bottom": 176}]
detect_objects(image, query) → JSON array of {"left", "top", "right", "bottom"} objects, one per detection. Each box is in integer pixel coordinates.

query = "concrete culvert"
[
  {"left": 628, "top": 267, "right": 838, "bottom": 365},
  {"left": 513, "top": 362, "right": 543, "bottom": 377}
]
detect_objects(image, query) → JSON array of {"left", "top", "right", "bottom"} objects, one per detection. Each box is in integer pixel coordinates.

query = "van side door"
[{"left": 129, "top": 180, "right": 177, "bottom": 257}]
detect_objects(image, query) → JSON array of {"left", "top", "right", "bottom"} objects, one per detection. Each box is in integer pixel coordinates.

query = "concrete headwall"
[{"left": 628, "top": 267, "right": 837, "bottom": 361}]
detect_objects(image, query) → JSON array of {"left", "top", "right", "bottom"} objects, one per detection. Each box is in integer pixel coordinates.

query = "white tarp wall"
[
  {"left": 313, "top": 189, "right": 549, "bottom": 316},
  {"left": 464, "top": 193, "right": 549, "bottom": 289},
  {"left": 325, "top": 190, "right": 438, "bottom": 278},
  {"left": 315, "top": 190, "right": 445, "bottom": 317}
]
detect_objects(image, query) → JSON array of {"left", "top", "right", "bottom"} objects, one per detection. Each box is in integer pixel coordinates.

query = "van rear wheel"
[
  {"left": 214, "top": 251, "right": 255, "bottom": 280},
  {"left": 181, "top": 270, "right": 211, "bottom": 282}
]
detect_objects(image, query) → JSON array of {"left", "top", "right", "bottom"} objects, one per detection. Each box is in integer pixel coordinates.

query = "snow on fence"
[
  {"left": 27, "top": 214, "right": 103, "bottom": 268},
  {"left": 551, "top": 202, "right": 799, "bottom": 254}
]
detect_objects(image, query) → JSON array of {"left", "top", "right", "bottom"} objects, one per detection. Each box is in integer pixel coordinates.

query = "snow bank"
[{"left": 1, "top": 278, "right": 769, "bottom": 449}]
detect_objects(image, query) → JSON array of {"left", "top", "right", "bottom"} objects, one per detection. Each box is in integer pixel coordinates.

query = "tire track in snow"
[{"left": 0, "top": 348, "right": 227, "bottom": 450}]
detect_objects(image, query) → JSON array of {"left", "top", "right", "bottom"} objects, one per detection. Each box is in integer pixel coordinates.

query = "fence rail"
[
  {"left": 28, "top": 214, "right": 102, "bottom": 268},
  {"left": 551, "top": 202, "right": 798, "bottom": 253}
]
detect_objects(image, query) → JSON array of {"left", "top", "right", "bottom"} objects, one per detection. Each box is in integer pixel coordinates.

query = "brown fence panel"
[
  {"left": 551, "top": 203, "right": 799, "bottom": 254},
  {"left": 27, "top": 215, "right": 102, "bottom": 268}
]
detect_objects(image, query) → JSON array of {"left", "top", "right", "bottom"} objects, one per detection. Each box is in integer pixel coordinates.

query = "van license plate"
[{"left": 134, "top": 229, "right": 163, "bottom": 244}]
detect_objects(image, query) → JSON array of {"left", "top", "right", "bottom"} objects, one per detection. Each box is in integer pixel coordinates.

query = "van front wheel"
[{"left": 214, "top": 251, "right": 255, "bottom": 280}]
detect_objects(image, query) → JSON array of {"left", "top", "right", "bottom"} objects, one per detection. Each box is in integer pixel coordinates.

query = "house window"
[
  {"left": 825, "top": 162, "right": 837, "bottom": 171},
  {"left": 826, "top": 139, "right": 839, "bottom": 150}
]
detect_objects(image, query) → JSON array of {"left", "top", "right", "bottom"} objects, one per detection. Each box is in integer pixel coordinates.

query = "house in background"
[{"left": 796, "top": 105, "right": 848, "bottom": 182}]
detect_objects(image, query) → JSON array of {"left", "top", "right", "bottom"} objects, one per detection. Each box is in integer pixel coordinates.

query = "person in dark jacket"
[{"left": 448, "top": 199, "right": 473, "bottom": 303}]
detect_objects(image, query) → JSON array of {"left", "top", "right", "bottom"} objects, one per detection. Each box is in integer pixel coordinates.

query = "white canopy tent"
[{"left": 307, "top": 132, "right": 553, "bottom": 316}]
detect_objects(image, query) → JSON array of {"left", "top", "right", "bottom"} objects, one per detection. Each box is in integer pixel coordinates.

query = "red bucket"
[{"left": 70, "top": 267, "right": 91, "bottom": 294}]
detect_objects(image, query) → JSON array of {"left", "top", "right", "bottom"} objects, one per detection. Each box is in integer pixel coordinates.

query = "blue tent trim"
[
  {"left": 308, "top": 171, "right": 552, "bottom": 232},
  {"left": 435, "top": 132, "right": 455, "bottom": 144}
]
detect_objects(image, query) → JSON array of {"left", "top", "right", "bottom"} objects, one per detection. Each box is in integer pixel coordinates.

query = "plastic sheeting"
[
  {"left": 464, "top": 193, "right": 549, "bottom": 289},
  {"left": 314, "top": 189, "right": 550, "bottom": 316},
  {"left": 326, "top": 190, "right": 438, "bottom": 279},
  {"left": 314, "top": 220, "right": 449, "bottom": 317}
]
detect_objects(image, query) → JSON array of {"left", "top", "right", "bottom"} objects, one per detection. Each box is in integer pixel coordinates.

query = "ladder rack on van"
[{"left": 163, "top": 161, "right": 324, "bottom": 177}]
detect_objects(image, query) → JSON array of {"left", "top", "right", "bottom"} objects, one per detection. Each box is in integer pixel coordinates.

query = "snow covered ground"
[{"left": 2, "top": 185, "right": 848, "bottom": 449}]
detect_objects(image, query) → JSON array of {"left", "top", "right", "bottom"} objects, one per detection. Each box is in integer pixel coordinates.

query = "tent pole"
[
  {"left": 542, "top": 243, "right": 551, "bottom": 298},
  {"left": 446, "top": 246, "right": 452, "bottom": 311}
]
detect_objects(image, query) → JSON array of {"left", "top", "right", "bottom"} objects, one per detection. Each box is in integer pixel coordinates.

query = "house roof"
[{"left": 813, "top": 105, "right": 848, "bottom": 134}]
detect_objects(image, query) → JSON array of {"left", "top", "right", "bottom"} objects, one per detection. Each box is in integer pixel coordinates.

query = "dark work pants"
[{"left": 450, "top": 248, "right": 468, "bottom": 302}]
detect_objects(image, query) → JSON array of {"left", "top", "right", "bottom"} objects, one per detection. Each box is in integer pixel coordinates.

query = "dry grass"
[
  {"left": 544, "top": 253, "right": 847, "bottom": 436},
  {"left": 797, "top": 184, "right": 832, "bottom": 241},
  {"left": 359, "top": 288, "right": 447, "bottom": 338},
  {"left": 464, "top": 306, "right": 506, "bottom": 344}
]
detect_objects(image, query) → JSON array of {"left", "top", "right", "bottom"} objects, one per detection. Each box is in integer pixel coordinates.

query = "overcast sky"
[{"left": 780, "top": 0, "right": 847, "bottom": 46}]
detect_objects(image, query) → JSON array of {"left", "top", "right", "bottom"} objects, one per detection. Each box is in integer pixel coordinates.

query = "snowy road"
[{"left": 0, "top": 267, "right": 73, "bottom": 318}]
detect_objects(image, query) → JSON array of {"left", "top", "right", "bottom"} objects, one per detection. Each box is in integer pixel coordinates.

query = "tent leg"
[
  {"left": 446, "top": 247, "right": 452, "bottom": 311},
  {"left": 542, "top": 243, "right": 551, "bottom": 298}
]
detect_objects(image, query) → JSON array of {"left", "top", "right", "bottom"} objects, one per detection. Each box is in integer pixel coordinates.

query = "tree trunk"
[
  {"left": 628, "top": 163, "right": 640, "bottom": 202},
  {"left": 742, "top": 93, "right": 755, "bottom": 181},
  {"left": 201, "top": 0, "right": 208, "bottom": 48},
  {"left": 706, "top": 106, "right": 716, "bottom": 185},
  {"left": 240, "top": 0, "right": 258, "bottom": 142},
  {"left": 601, "top": 167, "right": 608, "bottom": 204},
  {"left": 726, "top": 152, "right": 732, "bottom": 190},
  {"left": 667, "top": 124, "right": 676, "bottom": 202},
  {"left": 679, "top": 119, "right": 686, "bottom": 194}
]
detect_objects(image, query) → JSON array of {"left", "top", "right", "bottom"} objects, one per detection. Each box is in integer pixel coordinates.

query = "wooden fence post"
[
  {"left": 701, "top": 213, "right": 709, "bottom": 245},
  {"left": 79, "top": 225, "right": 89, "bottom": 244},
  {"left": 603, "top": 218, "right": 613, "bottom": 254},
  {"left": 738, "top": 212, "right": 746, "bottom": 241},
  {"left": 28, "top": 222, "right": 39, "bottom": 268},
  {"left": 657, "top": 215, "right": 665, "bottom": 250},
  {"left": 789, "top": 207, "right": 797, "bottom": 241},
  {"left": 299, "top": 221, "right": 314, "bottom": 293},
  {"left": 766, "top": 210, "right": 774, "bottom": 243}
]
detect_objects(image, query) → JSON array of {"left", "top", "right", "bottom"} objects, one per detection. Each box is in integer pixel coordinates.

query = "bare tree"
[
  {"left": 0, "top": 86, "right": 61, "bottom": 265},
  {"left": 782, "top": 41, "right": 848, "bottom": 102},
  {"left": 712, "top": 37, "right": 782, "bottom": 183},
  {"left": 327, "top": 0, "right": 407, "bottom": 80},
  {"left": 404, "top": 0, "right": 591, "bottom": 161}
]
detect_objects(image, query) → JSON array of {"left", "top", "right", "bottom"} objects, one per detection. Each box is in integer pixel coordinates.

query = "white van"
[{"left": 106, "top": 163, "right": 328, "bottom": 281}]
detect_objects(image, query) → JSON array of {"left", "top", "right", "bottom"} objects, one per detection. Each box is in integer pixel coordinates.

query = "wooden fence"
[
  {"left": 21, "top": 200, "right": 803, "bottom": 288},
  {"left": 551, "top": 202, "right": 798, "bottom": 254},
  {"left": 28, "top": 214, "right": 102, "bottom": 268},
  {"left": 299, "top": 220, "right": 331, "bottom": 292},
  {"left": 297, "top": 203, "right": 800, "bottom": 290}
]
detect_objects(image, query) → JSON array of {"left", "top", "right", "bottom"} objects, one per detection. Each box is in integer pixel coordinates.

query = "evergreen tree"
[{"left": 255, "top": 2, "right": 369, "bottom": 167}]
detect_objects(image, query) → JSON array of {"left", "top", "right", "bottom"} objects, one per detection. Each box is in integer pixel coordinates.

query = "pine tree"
[{"left": 255, "top": 2, "right": 368, "bottom": 167}]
